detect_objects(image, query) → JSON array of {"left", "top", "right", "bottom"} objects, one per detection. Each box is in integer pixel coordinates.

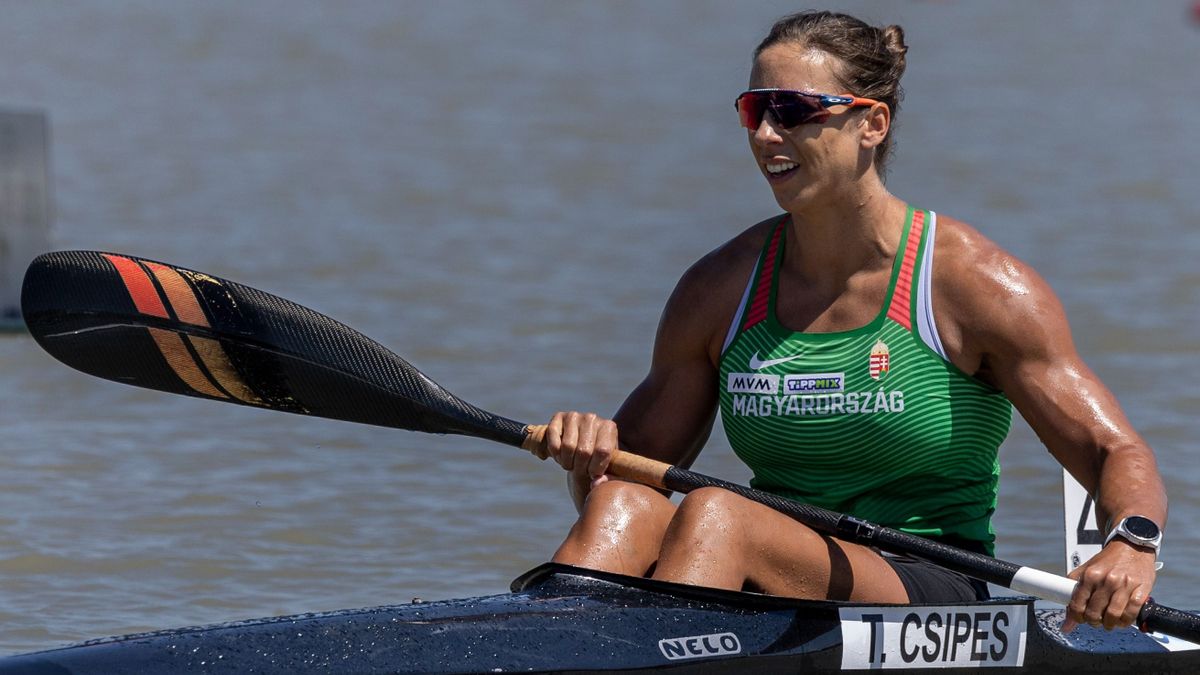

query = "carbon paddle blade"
[{"left": 20, "top": 250, "right": 527, "bottom": 446}]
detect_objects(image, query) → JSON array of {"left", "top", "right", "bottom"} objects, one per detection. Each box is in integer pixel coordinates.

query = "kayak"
[
  {"left": 15, "top": 252, "right": 1200, "bottom": 671},
  {"left": 2, "top": 562, "right": 1198, "bottom": 674}
]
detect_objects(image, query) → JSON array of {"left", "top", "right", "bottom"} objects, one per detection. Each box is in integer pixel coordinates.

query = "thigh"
[
  {"left": 662, "top": 487, "right": 910, "bottom": 603},
  {"left": 744, "top": 505, "right": 909, "bottom": 602}
]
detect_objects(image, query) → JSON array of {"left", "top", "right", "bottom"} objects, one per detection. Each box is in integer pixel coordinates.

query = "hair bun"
[{"left": 883, "top": 25, "right": 908, "bottom": 56}]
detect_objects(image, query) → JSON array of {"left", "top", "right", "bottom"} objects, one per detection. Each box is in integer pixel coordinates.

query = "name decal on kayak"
[
  {"left": 839, "top": 605, "right": 1027, "bottom": 669},
  {"left": 657, "top": 631, "right": 741, "bottom": 660}
]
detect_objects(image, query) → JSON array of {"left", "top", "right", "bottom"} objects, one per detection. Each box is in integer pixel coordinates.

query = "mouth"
[{"left": 764, "top": 160, "right": 799, "bottom": 182}]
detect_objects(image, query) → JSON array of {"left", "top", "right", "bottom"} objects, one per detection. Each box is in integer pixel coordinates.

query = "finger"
[
  {"left": 559, "top": 412, "right": 581, "bottom": 471},
  {"left": 1103, "top": 585, "right": 1132, "bottom": 631},
  {"left": 1080, "top": 568, "right": 1115, "bottom": 628},
  {"left": 571, "top": 411, "right": 603, "bottom": 476},
  {"left": 1120, "top": 586, "right": 1151, "bottom": 629},
  {"left": 587, "top": 419, "right": 618, "bottom": 479},
  {"left": 590, "top": 474, "right": 610, "bottom": 489},
  {"left": 546, "top": 412, "right": 565, "bottom": 461},
  {"left": 1061, "top": 565, "right": 1084, "bottom": 632},
  {"left": 1066, "top": 577, "right": 1093, "bottom": 629}
]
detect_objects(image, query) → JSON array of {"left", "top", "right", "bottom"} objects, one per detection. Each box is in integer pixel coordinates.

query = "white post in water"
[
  {"left": 1063, "top": 469, "right": 1102, "bottom": 573},
  {"left": 0, "top": 109, "right": 52, "bottom": 331}
]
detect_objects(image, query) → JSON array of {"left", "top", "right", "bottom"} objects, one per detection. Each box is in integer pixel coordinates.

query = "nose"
[{"left": 750, "top": 112, "right": 784, "bottom": 146}]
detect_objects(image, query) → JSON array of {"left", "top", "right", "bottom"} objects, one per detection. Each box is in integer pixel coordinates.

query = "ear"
[{"left": 859, "top": 102, "right": 891, "bottom": 151}]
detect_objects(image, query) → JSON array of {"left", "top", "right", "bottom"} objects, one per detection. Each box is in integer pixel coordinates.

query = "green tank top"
[{"left": 718, "top": 207, "right": 1012, "bottom": 553}]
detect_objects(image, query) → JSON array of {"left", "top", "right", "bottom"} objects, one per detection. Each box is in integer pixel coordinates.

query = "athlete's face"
[{"left": 746, "top": 45, "right": 881, "bottom": 213}]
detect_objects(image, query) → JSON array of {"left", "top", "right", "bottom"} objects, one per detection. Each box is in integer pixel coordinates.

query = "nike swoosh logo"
[{"left": 749, "top": 351, "right": 805, "bottom": 370}]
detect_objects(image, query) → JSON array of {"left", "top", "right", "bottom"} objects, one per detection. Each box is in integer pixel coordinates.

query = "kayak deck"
[{"left": 1, "top": 562, "right": 1196, "bottom": 673}]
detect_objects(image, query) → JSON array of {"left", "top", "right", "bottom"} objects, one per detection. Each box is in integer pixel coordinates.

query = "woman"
[{"left": 534, "top": 10, "right": 1165, "bottom": 633}]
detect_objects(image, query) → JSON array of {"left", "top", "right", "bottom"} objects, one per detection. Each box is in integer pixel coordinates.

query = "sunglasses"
[{"left": 735, "top": 89, "right": 878, "bottom": 130}]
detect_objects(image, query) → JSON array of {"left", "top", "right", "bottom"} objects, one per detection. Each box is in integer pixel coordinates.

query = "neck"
[{"left": 782, "top": 175, "right": 906, "bottom": 292}]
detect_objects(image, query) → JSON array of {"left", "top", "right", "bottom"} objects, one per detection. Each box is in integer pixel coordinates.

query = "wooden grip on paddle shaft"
[
  {"left": 520, "top": 424, "right": 551, "bottom": 459},
  {"left": 521, "top": 424, "right": 671, "bottom": 489}
]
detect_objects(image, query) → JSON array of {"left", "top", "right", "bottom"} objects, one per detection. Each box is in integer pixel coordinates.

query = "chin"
[{"left": 769, "top": 178, "right": 822, "bottom": 213}]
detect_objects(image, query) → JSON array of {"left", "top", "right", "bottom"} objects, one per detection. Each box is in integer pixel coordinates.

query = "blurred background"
[{"left": 0, "top": 0, "right": 1197, "bottom": 654}]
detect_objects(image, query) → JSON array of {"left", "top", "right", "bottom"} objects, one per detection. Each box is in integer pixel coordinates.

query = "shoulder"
[
  {"left": 661, "top": 215, "right": 783, "bottom": 359},
  {"left": 678, "top": 215, "right": 779, "bottom": 295},
  {"left": 930, "top": 215, "right": 1024, "bottom": 283},
  {"left": 930, "top": 214, "right": 1071, "bottom": 377},
  {"left": 931, "top": 214, "right": 1057, "bottom": 315}
]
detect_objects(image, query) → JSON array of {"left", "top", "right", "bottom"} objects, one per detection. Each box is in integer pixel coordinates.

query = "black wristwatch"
[{"left": 1105, "top": 515, "right": 1162, "bottom": 554}]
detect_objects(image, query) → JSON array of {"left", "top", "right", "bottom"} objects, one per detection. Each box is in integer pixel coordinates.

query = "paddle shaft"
[
  {"left": 522, "top": 425, "right": 1199, "bottom": 641},
  {"left": 23, "top": 251, "right": 1198, "bottom": 643}
]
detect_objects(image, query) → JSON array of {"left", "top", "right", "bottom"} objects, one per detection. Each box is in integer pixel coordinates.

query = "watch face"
[{"left": 1125, "top": 516, "right": 1160, "bottom": 540}]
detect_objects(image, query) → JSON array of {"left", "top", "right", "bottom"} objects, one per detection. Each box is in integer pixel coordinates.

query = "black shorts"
[{"left": 883, "top": 552, "right": 991, "bottom": 603}]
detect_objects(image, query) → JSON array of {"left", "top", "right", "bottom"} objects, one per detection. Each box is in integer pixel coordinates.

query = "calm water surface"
[{"left": 0, "top": 0, "right": 1198, "bottom": 654}]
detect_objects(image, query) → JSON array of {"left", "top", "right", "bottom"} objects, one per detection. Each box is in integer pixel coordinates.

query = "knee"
[
  {"left": 674, "top": 486, "right": 745, "bottom": 523},
  {"left": 581, "top": 480, "right": 668, "bottom": 520}
]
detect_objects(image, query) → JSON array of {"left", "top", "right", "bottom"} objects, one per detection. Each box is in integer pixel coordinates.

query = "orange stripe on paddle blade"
[
  {"left": 144, "top": 261, "right": 210, "bottom": 328},
  {"left": 102, "top": 254, "right": 169, "bottom": 319},
  {"left": 147, "top": 327, "right": 228, "bottom": 399},
  {"left": 187, "top": 335, "right": 261, "bottom": 404}
]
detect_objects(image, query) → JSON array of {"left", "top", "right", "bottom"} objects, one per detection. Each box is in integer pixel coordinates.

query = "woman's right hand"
[{"left": 543, "top": 411, "right": 619, "bottom": 490}]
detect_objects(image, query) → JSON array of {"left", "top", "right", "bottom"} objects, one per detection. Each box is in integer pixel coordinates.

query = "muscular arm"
[
  {"left": 986, "top": 303, "right": 1165, "bottom": 535},
  {"left": 564, "top": 295, "right": 720, "bottom": 508},
  {"left": 936, "top": 218, "right": 1166, "bottom": 629},
  {"left": 554, "top": 228, "right": 766, "bottom": 511},
  {"left": 606, "top": 265, "right": 723, "bottom": 458}
]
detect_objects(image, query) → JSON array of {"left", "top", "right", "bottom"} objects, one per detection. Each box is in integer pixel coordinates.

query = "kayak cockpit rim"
[{"left": 512, "top": 561, "right": 1040, "bottom": 610}]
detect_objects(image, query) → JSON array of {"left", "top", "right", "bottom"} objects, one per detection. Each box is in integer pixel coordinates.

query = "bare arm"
[
  {"left": 937, "top": 218, "right": 1165, "bottom": 630},
  {"left": 542, "top": 231, "right": 762, "bottom": 511}
]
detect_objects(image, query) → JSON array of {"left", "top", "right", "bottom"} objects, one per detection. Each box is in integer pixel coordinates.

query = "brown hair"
[{"left": 755, "top": 11, "right": 908, "bottom": 171}]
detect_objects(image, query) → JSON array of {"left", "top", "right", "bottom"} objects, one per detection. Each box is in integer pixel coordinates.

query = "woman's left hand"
[{"left": 1062, "top": 540, "right": 1157, "bottom": 632}]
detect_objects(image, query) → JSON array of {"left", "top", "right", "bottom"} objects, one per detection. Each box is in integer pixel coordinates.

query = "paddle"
[{"left": 21, "top": 250, "right": 1200, "bottom": 642}]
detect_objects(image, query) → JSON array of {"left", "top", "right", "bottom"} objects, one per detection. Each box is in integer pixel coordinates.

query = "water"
[{"left": 0, "top": 0, "right": 1198, "bottom": 654}]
